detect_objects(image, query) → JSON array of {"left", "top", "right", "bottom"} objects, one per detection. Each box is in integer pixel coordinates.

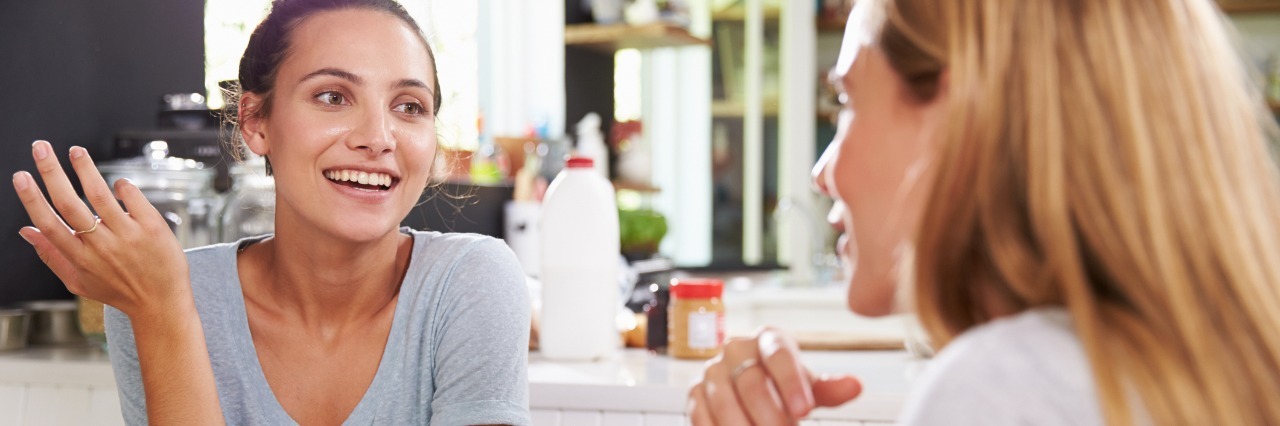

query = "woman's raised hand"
[
  {"left": 687, "top": 327, "right": 864, "bottom": 425},
  {"left": 13, "top": 140, "right": 190, "bottom": 319}
]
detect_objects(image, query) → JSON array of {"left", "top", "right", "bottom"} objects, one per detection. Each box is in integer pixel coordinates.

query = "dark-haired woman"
[{"left": 12, "top": 1, "right": 530, "bottom": 424}]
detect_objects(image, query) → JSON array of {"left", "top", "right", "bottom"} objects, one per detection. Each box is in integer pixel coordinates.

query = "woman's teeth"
[{"left": 324, "top": 170, "right": 393, "bottom": 188}]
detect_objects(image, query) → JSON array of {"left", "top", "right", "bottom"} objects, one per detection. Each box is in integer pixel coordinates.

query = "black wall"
[
  {"left": 565, "top": 0, "right": 616, "bottom": 178},
  {"left": 0, "top": 1, "right": 205, "bottom": 305}
]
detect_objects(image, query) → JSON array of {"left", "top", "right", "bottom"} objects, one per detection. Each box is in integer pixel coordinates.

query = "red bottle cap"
[
  {"left": 670, "top": 278, "right": 724, "bottom": 299},
  {"left": 565, "top": 156, "right": 594, "bottom": 168}
]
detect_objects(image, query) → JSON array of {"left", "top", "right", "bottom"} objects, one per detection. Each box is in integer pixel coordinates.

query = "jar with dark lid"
[
  {"left": 668, "top": 278, "right": 725, "bottom": 359},
  {"left": 645, "top": 283, "right": 670, "bottom": 354}
]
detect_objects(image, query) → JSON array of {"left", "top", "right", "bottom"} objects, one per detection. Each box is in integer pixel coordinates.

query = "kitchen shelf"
[
  {"left": 712, "top": 6, "right": 782, "bottom": 21},
  {"left": 817, "top": 17, "right": 847, "bottom": 32},
  {"left": 564, "top": 23, "right": 710, "bottom": 52},
  {"left": 1219, "top": 1, "right": 1280, "bottom": 13},
  {"left": 613, "top": 180, "right": 661, "bottom": 193},
  {"left": 712, "top": 99, "right": 780, "bottom": 117}
]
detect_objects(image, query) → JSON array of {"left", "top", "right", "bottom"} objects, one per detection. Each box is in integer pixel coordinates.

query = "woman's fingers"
[
  {"left": 810, "top": 374, "right": 862, "bottom": 407},
  {"left": 732, "top": 359, "right": 797, "bottom": 425},
  {"left": 13, "top": 171, "right": 79, "bottom": 248},
  {"left": 114, "top": 178, "right": 164, "bottom": 227},
  {"left": 701, "top": 347, "right": 754, "bottom": 425},
  {"left": 68, "top": 146, "right": 127, "bottom": 226},
  {"left": 30, "top": 141, "right": 97, "bottom": 233},
  {"left": 757, "top": 328, "right": 816, "bottom": 418},
  {"left": 18, "top": 227, "right": 84, "bottom": 295},
  {"left": 687, "top": 384, "right": 718, "bottom": 426}
]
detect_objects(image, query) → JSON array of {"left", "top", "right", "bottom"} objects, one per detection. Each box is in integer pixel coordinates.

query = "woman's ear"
[
  {"left": 928, "top": 70, "right": 949, "bottom": 110},
  {"left": 240, "top": 93, "right": 270, "bottom": 156},
  {"left": 919, "top": 69, "right": 949, "bottom": 130}
]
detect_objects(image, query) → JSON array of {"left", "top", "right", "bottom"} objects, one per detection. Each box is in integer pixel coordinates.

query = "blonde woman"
[{"left": 687, "top": 0, "right": 1280, "bottom": 424}]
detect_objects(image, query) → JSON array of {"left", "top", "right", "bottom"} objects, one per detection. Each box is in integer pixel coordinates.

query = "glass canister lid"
[
  {"left": 229, "top": 154, "right": 274, "bottom": 191},
  {"left": 98, "top": 140, "right": 215, "bottom": 195}
]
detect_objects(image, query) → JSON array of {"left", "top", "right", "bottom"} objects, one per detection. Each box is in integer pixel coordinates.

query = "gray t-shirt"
[
  {"left": 105, "top": 229, "right": 532, "bottom": 425},
  {"left": 898, "top": 308, "right": 1104, "bottom": 425}
]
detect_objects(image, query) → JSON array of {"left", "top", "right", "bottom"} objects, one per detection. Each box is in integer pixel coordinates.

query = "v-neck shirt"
[{"left": 105, "top": 229, "right": 531, "bottom": 425}]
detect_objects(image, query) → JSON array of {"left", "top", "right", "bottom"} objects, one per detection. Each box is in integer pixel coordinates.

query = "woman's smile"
[{"left": 322, "top": 166, "right": 400, "bottom": 203}]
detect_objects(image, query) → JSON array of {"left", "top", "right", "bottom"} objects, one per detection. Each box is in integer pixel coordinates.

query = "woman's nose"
[
  {"left": 348, "top": 108, "right": 395, "bottom": 155},
  {"left": 812, "top": 139, "right": 839, "bottom": 196}
]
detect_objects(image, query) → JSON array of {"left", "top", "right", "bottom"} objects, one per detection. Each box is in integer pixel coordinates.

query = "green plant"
[{"left": 619, "top": 208, "right": 668, "bottom": 258}]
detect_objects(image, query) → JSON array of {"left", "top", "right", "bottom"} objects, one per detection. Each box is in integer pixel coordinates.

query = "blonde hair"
[{"left": 879, "top": 0, "right": 1280, "bottom": 424}]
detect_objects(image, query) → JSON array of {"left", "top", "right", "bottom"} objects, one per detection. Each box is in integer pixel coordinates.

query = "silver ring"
[
  {"left": 73, "top": 218, "right": 101, "bottom": 236},
  {"left": 730, "top": 358, "right": 759, "bottom": 382}
]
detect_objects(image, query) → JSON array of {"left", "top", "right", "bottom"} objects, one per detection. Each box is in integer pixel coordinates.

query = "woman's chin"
[{"left": 845, "top": 271, "right": 897, "bottom": 317}]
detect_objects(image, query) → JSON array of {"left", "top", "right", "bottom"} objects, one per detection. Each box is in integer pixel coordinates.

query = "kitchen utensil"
[
  {"left": 0, "top": 309, "right": 31, "bottom": 351},
  {"left": 23, "top": 300, "right": 84, "bottom": 346}
]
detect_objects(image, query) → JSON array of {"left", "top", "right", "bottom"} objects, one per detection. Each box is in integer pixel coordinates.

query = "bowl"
[
  {"left": 22, "top": 300, "right": 85, "bottom": 346},
  {"left": 0, "top": 309, "right": 31, "bottom": 351}
]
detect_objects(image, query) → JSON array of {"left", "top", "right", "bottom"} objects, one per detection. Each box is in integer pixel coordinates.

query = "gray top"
[
  {"left": 105, "top": 229, "right": 532, "bottom": 425},
  {"left": 898, "top": 308, "right": 1104, "bottom": 425}
]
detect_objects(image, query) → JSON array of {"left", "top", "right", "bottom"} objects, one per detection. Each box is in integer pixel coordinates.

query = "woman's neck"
[{"left": 240, "top": 216, "right": 412, "bottom": 331}]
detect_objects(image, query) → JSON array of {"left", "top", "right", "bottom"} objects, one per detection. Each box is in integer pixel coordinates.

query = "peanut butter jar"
[{"left": 668, "top": 279, "right": 725, "bottom": 359}]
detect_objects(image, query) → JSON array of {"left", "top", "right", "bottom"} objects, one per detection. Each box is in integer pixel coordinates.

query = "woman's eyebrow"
[
  {"left": 300, "top": 67, "right": 435, "bottom": 98},
  {"left": 394, "top": 78, "right": 434, "bottom": 98},
  {"left": 299, "top": 67, "right": 363, "bottom": 85}
]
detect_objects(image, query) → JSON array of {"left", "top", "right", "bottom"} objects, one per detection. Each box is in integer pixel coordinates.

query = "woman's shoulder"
[
  {"left": 402, "top": 228, "right": 525, "bottom": 291},
  {"left": 397, "top": 228, "right": 530, "bottom": 330},
  {"left": 183, "top": 240, "right": 242, "bottom": 271},
  {"left": 404, "top": 228, "right": 516, "bottom": 265},
  {"left": 404, "top": 228, "right": 496, "bottom": 249},
  {"left": 899, "top": 308, "right": 1103, "bottom": 425}
]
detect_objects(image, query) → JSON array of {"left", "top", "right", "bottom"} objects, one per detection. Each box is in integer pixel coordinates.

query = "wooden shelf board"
[
  {"left": 565, "top": 23, "right": 710, "bottom": 52},
  {"left": 613, "top": 181, "right": 661, "bottom": 193},
  {"left": 712, "top": 6, "right": 782, "bottom": 21},
  {"left": 712, "top": 99, "right": 780, "bottom": 117},
  {"left": 1220, "top": 2, "right": 1280, "bottom": 13},
  {"left": 817, "top": 17, "right": 847, "bottom": 32}
]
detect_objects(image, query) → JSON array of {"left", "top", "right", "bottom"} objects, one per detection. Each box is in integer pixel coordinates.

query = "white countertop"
[
  {"left": 0, "top": 344, "right": 116, "bottom": 388},
  {"left": 0, "top": 344, "right": 921, "bottom": 423},
  {"left": 528, "top": 348, "right": 922, "bottom": 421}
]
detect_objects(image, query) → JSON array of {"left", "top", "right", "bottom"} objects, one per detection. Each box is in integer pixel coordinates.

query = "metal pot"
[
  {"left": 0, "top": 309, "right": 30, "bottom": 351},
  {"left": 23, "top": 300, "right": 84, "bottom": 346},
  {"left": 98, "top": 140, "right": 220, "bottom": 249}
]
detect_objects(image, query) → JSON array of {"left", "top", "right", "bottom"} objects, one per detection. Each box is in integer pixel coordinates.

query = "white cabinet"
[
  {"left": 0, "top": 384, "right": 123, "bottom": 426},
  {"left": 0, "top": 346, "right": 122, "bottom": 426},
  {"left": 1, "top": 347, "right": 913, "bottom": 425}
]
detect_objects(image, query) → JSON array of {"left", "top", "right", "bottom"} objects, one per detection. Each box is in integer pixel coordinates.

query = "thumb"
[
  {"left": 811, "top": 374, "right": 862, "bottom": 407},
  {"left": 20, "top": 226, "right": 84, "bottom": 295}
]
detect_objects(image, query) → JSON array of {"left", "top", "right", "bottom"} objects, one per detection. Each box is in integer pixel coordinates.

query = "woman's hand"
[
  {"left": 13, "top": 140, "right": 190, "bottom": 319},
  {"left": 14, "top": 141, "right": 223, "bottom": 424},
  {"left": 687, "top": 327, "right": 863, "bottom": 425}
]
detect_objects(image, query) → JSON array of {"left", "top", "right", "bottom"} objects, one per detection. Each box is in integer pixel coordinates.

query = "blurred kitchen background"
[
  {"left": 3, "top": 0, "right": 1279, "bottom": 306},
  {"left": 1, "top": 0, "right": 1279, "bottom": 424}
]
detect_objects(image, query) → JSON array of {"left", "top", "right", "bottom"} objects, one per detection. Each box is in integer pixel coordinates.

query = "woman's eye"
[
  {"left": 315, "top": 91, "right": 346, "bottom": 105},
  {"left": 394, "top": 102, "right": 426, "bottom": 116}
]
